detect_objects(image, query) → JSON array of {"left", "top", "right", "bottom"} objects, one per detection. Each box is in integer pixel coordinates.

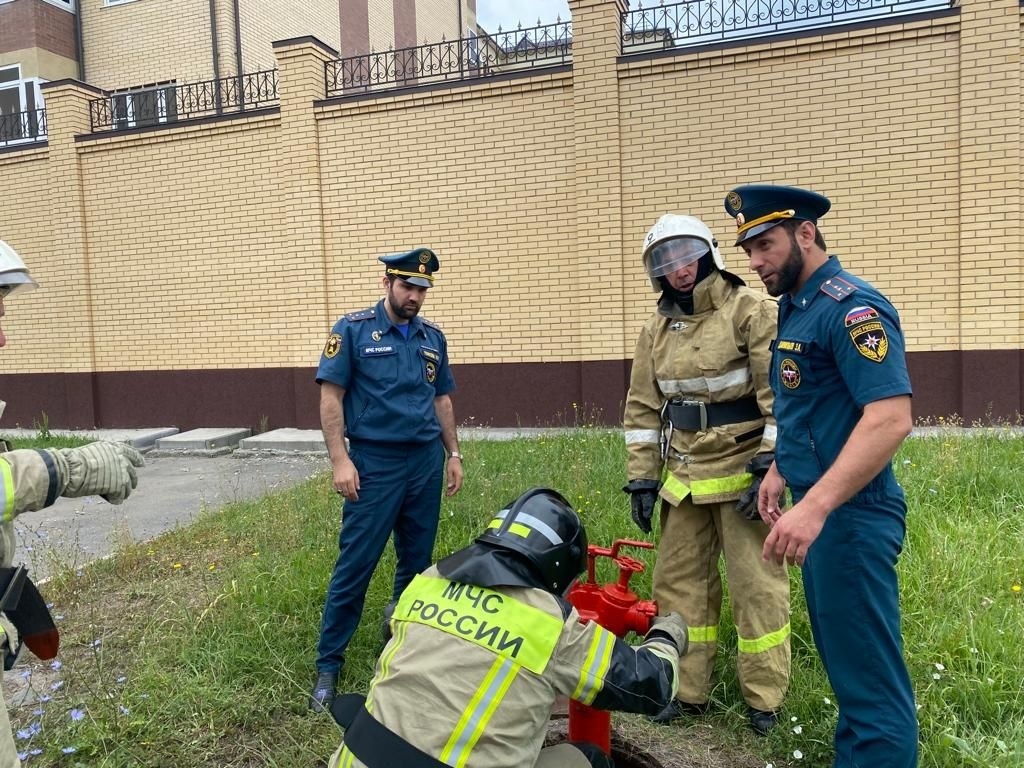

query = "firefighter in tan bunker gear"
[
  {"left": 622, "top": 215, "right": 790, "bottom": 735},
  {"left": 0, "top": 240, "right": 145, "bottom": 768},
  {"left": 328, "top": 488, "right": 688, "bottom": 768}
]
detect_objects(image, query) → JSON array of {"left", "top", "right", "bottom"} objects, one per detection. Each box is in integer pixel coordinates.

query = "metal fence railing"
[
  {"left": 88, "top": 69, "right": 279, "bottom": 132},
  {"left": 622, "top": 0, "right": 955, "bottom": 52},
  {"left": 0, "top": 109, "right": 47, "bottom": 148},
  {"left": 325, "top": 20, "right": 573, "bottom": 97}
]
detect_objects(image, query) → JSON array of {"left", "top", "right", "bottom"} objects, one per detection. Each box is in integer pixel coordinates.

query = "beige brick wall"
[
  {"left": 619, "top": 15, "right": 962, "bottom": 355},
  {"left": 3, "top": 0, "right": 1018, "bottom": 384},
  {"left": 0, "top": 148, "right": 58, "bottom": 372},
  {"left": 71, "top": 113, "right": 331, "bottom": 370},
  {"left": 415, "top": 0, "right": 476, "bottom": 45},
  {"left": 234, "top": 0, "right": 339, "bottom": 73},
  {"left": 317, "top": 72, "right": 575, "bottom": 363},
  {"left": 82, "top": 0, "right": 214, "bottom": 88}
]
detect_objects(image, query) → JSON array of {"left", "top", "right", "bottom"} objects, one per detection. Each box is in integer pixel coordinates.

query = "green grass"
[{"left": 8, "top": 430, "right": 1024, "bottom": 767}]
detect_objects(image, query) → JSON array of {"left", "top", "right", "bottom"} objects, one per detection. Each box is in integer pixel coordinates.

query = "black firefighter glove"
[
  {"left": 736, "top": 452, "right": 775, "bottom": 521},
  {"left": 623, "top": 479, "right": 661, "bottom": 534}
]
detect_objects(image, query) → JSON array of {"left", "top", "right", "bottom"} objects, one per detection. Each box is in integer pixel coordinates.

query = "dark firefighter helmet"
[{"left": 437, "top": 487, "right": 588, "bottom": 595}]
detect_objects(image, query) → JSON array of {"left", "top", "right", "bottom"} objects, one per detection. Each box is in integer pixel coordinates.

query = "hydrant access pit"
[{"left": 545, "top": 719, "right": 668, "bottom": 768}]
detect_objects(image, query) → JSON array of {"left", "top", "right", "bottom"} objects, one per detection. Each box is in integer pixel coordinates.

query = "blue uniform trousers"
[
  {"left": 316, "top": 438, "right": 445, "bottom": 674},
  {"left": 799, "top": 487, "right": 918, "bottom": 768}
]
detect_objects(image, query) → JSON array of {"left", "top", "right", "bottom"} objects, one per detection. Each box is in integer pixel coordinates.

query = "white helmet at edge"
[
  {"left": 641, "top": 214, "right": 724, "bottom": 291},
  {"left": 0, "top": 240, "right": 39, "bottom": 297}
]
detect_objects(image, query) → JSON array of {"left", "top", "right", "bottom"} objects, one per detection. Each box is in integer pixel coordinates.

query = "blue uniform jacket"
[
  {"left": 316, "top": 299, "right": 456, "bottom": 444},
  {"left": 770, "top": 257, "right": 911, "bottom": 496}
]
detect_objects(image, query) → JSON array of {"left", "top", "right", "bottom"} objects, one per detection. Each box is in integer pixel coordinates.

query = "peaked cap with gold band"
[
  {"left": 379, "top": 247, "right": 439, "bottom": 288},
  {"left": 724, "top": 184, "right": 831, "bottom": 246}
]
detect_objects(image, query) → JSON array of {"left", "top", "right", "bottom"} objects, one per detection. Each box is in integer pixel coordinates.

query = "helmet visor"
[{"left": 645, "top": 237, "right": 710, "bottom": 278}]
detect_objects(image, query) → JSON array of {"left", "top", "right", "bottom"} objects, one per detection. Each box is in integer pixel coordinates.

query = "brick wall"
[
  {"left": 0, "top": 0, "right": 77, "bottom": 76},
  {"left": 2, "top": 0, "right": 1022, "bottom": 428},
  {"left": 81, "top": 0, "right": 214, "bottom": 87}
]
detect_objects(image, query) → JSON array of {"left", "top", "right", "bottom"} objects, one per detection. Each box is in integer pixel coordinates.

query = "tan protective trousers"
[
  {"left": 653, "top": 498, "right": 791, "bottom": 712},
  {"left": 1, "top": 688, "right": 19, "bottom": 768}
]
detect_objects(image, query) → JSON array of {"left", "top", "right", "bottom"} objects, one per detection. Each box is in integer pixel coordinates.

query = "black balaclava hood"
[{"left": 657, "top": 252, "right": 717, "bottom": 314}]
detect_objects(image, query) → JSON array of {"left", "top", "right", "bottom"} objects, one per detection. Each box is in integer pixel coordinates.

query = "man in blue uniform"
[
  {"left": 310, "top": 247, "right": 464, "bottom": 712},
  {"left": 724, "top": 185, "right": 918, "bottom": 767}
]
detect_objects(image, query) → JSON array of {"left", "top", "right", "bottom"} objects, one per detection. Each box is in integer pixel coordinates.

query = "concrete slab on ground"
[
  {"left": 152, "top": 428, "right": 252, "bottom": 456},
  {"left": 0, "top": 427, "right": 179, "bottom": 450},
  {"left": 237, "top": 428, "right": 326, "bottom": 455}
]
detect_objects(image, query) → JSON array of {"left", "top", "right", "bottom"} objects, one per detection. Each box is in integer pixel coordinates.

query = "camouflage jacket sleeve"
[{"left": 623, "top": 321, "right": 665, "bottom": 482}]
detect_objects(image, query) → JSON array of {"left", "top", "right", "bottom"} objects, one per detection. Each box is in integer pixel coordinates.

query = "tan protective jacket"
[
  {"left": 329, "top": 566, "right": 680, "bottom": 768},
  {"left": 624, "top": 272, "right": 777, "bottom": 505},
  {"left": 0, "top": 449, "right": 65, "bottom": 768}
]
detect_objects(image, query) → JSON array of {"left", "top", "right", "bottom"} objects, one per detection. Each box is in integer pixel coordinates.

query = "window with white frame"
[
  {"left": 110, "top": 82, "right": 177, "bottom": 129},
  {"left": 0, "top": 65, "right": 46, "bottom": 144}
]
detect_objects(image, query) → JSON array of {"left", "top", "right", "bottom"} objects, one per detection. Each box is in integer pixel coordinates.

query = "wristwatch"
[{"left": 449, "top": 451, "right": 463, "bottom": 461}]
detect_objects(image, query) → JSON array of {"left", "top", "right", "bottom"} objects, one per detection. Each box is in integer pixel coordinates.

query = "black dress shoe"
[
  {"left": 309, "top": 670, "right": 339, "bottom": 713},
  {"left": 747, "top": 707, "right": 779, "bottom": 735},
  {"left": 650, "top": 699, "right": 709, "bottom": 725}
]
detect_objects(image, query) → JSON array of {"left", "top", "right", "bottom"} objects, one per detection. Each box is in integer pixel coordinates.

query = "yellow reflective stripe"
[
  {"left": 338, "top": 745, "right": 355, "bottom": 768},
  {"left": 366, "top": 620, "right": 409, "bottom": 713},
  {"left": 441, "top": 656, "right": 519, "bottom": 767},
  {"left": 395, "top": 575, "right": 562, "bottom": 674},
  {"left": 571, "top": 625, "right": 615, "bottom": 705},
  {"left": 1, "top": 459, "right": 15, "bottom": 523},
  {"left": 738, "top": 621, "right": 791, "bottom": 655},
  {"left": 660, "top": 470, "right": 689, "bottom": 501},
  {"left": 691, "top": 472, "right": 752, "bottom": 496},
  {"left": 485, "top": 519, "right": 531, "bottom": 539},
  {"left": 688, "top": 625, "right": 718, "bottom": 643}
]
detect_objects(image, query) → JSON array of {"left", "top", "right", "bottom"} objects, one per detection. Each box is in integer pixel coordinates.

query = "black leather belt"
[
  {"left": 331, "top": 693, "right": 449, "bottom": 768},
  {"left": 664, "top": 396, "right": 762, "bottom": 431}
]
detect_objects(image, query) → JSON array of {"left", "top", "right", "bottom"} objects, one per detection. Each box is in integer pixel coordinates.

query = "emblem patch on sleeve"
[
  {"left": 425, "top": 361, "right": 437, "bottom": 383},
  {"left": 780, "top": 358, "right": 801, "bottom": 389},
  {"left": 849, "top": 321, "right": 888, "bottom": 362},
  {"left": 323, "top": 333, "right": 341, "bottom": 359}
]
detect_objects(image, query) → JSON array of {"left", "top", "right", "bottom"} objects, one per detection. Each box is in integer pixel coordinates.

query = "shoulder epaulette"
[
  {"left": 819, "top": 276, "right": 858, "bottom": 302},
  {"left": 421, "top": 317, "right": 444, "bottom": 332},
  {"left": 344, "top": 308, "right": 375, "bottom": 322}
]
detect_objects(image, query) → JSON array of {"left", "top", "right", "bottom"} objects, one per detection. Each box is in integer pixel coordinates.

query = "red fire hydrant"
[{"left": 565, "top": 539, "right": 658, "bottom": 755}]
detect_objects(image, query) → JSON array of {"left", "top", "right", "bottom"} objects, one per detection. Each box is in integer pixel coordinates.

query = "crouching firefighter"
[
  {"left": 327, "top": 487, "right": 688, "bottom": 768},
  {"left": 622, "top": 214, "right": 791, "bottom": 734},
  {"left": 0, "top": 239, "right": 146, "bottom": 768}
]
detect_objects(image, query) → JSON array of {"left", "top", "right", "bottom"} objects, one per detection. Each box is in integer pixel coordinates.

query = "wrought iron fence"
[
  {"left": 622, "top": 0, "right": 954, "bottom": 52},
  {"left": 88, "top": 68, "right": 279, "bottom": 132},
  {"left": 325, "top": 20, "right": 572, "bottom": 97},
  {"left": 0, "top": 109, "right": 47, "bottom": 147}
]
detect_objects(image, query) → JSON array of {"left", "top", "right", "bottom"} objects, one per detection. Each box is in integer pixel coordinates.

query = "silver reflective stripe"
[
  {"left": 624, "top": 429, "right": 660, "bottom": 445},
  {"left": 659, "top": 367, "right": 751, "bottom": 396},
  {"left": 444, "top": 657, "right": 518, "bottom": 765},
  {"left": 763, "top": 424, "right": 777, "bottom": 442},
  {"left": 493, "top": 508, "right": 562, "bottom": 545}
]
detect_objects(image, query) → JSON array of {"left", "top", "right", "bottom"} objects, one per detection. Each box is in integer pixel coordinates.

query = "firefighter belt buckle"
[{"left": 685, "top": 400, "right": 708, "bottom": 431}]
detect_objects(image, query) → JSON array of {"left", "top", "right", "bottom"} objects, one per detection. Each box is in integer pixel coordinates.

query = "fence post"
[
  {"left": 36, "top": 80, "right": 103, "bottom": 425},
  {"left": 270, "top": 36, "right": 338, "bottom": 395},
  {"left": 567, "top": 0, "right": 630, "bottom": 415},
  {"left": 956, "top": 0, "right": 1022, "bottom": 420}
]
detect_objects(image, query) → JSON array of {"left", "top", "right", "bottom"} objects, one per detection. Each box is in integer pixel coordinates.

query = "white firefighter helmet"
[
  {"left": 641, "top": 214, "right": 724, "bottom": 291},
  {"left": 0, "top": 241, "right": 38, "bottom": 297}
]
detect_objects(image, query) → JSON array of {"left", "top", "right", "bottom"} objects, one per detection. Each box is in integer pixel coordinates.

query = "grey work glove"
[
  {"left": 735, "top": 452, "right": 775, "bottom": 521},
  {"left": 622, "top": 479, "right": 660, "bottom": 534},
  {"left": 48, "top": 441, "right": 145, "bottom": 504},
  {"left": 645, "top": 611, "right": 689, "bottom": 657}
]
